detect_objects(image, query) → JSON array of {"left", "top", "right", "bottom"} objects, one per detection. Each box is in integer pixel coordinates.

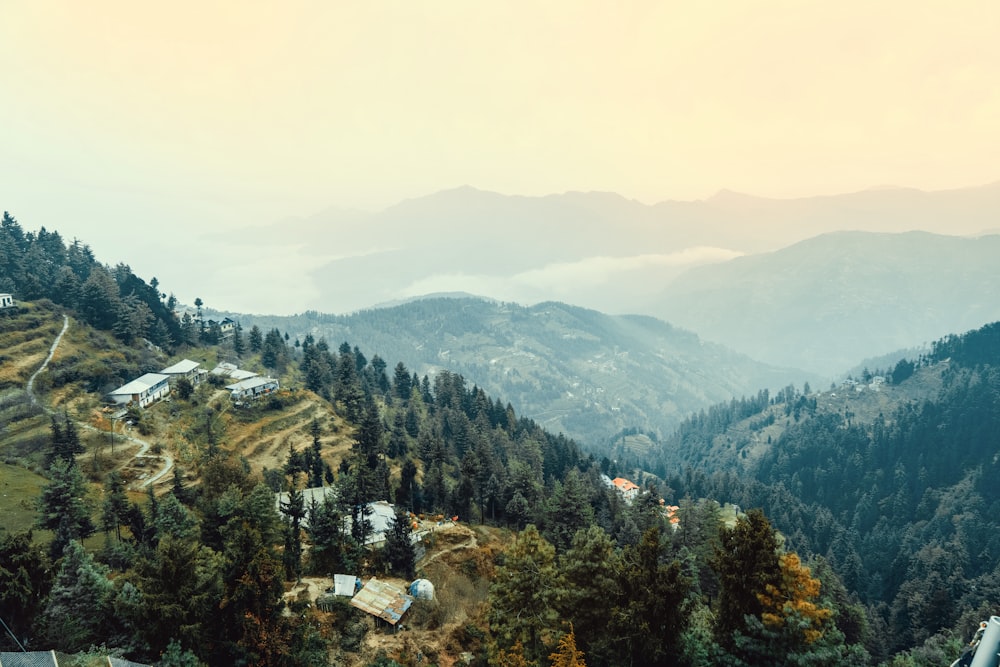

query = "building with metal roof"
[
  {"left": 349, "top": 578, "right": 414, "bottom": 625},
  {"left": 226, "top": 376, "right": 279, "bottom": 401},
  {"left": 0, "top": 651, "right": 150, "bottom": 666},
  {"left": 107, "top": 373, "right": 170, "bottom": 408}
]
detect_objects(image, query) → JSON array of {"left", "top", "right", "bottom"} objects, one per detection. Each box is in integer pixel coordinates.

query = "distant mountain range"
[
  {"left": 653, "top": 231, "right": 1000, "bottom": 376},
  {"left": 239, "top": 297, "right": 809, "bottom": 451},
  {"left": 220, "top": 181, "right": 1000, "bottom": 319}
]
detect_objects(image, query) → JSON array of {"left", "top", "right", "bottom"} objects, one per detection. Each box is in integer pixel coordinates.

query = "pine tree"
[
  {"left": 307, "top": 492, "right": 350, "bottom": 575},
  {"left": 758, "top": 552, "right": 834, "bottom": 644},
  {"left": 488, "top": 525, "right": 560, "bottom": 661},
  {"left": 248, "top": 324, "right": 263, "bottom": 352},
  {"left": 37, "top": 458, "right": 96, "bottom": 558},
  {"left": 39, "top": 540, "right": 114, "bottom": 652},
  {"left": 279, "top": 483, "right": 305, "bottom": 582},
  {"left": 393, "top": 362, "right": 412, "bottom": 400},
  {"left": 127, "top": 535, "right": 224, "bottom": 657},
  {"left": 0, "top": 531, "right": 51, "bottom": 651},
  {"left": 711, "top": 508, "right": 782, "bottom": 652},
  {"left": 556, "top": 525, "right": 618, "bottom": 663},
  {"left": 383, "top": 507, "right": 416, "bottom": 578},
  {"left": 548, "top": 625, "right": 587, "bottom": 667},
  {"left": 101, "top": 470, "right": 129, "bottom": 542}
]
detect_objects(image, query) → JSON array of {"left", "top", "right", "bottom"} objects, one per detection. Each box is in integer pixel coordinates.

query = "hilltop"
[{"left": 235, "top": 296, "right": 809, "bottom": 453}]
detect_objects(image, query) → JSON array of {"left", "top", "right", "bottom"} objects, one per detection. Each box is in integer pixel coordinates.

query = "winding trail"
[
  {"left": 26, "top": 314, "right": 173, "bottom": 488},
  {"left": 420, "top": 524, "right": 478, "bottom": 567},
  {"left": 26, "top": 314, "right": 68, "bottom": 405}
]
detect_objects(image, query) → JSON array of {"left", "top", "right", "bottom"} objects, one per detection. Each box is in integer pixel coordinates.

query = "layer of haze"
[{"left": 2, "top": 1, "right": 999, "bottom": 314}]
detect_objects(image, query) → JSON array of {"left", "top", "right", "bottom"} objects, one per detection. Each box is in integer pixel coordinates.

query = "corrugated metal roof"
[
  {"left": 349, "top": 578, "right": 413, "bottom": 625},
  {"left": 108, "top": 373, "right": 170, "bottom": 396},
  {"left": 344, "top": 500, "right": 398, "bottom": 545},
  {"left": 160, "top": 359, "right": 200, "bottom": 374},
  {"left": 226, "top": 376, "right": 278, "bottom": 392},
  {"left": 0, "top": 651, "right": 59, "bottom": 667}
]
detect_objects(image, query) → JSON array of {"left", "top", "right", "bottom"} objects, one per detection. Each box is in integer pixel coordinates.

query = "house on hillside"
[
  {"left": 211, "top": 362, "right": 258, "bottom": 381},
  {"left": 0, "top": 293, "right": 14, "bottom": 309},
  {"left": 219, "top": 317, "right": 237, "bottom": 338},
  {"left": 205, "top": 317, "right": 238, "bottom": 339},
  {"left": 226, "top": 376, "right": 279, "bottom": 401},
  {"left": 662, "top": 501, "right": 681, "bottom": 530},
  {"left": 612, "top": 477, "right": 640, "bottom": 504},
  {"left": 345, "top": 500, "right": 399, "bottom": 547},
  {"left": 108, "top": 373, "right": 171, "bottom": 408},
  {"left": 160, "top": 359, "right": 204, "bottom": 386},
  {"left": 276, "top": 486, "right": 336, "bottom": 528}
]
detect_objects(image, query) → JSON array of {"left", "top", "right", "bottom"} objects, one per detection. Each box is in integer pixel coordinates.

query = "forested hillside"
[
  {"left": 3, "top": 214, "right": 996, "bottom": 666},
  {"left": 654, "top": 321, "right": 1000, "bottom": 662},
  {"left": 0, "top": 212, "right": 187, "bottom": 350},
  {"left": 0, "top": 299, "right": 877, "bottom": 666},
  {"left": 235, "top": 297, "right": 807, "bottom": 452}
]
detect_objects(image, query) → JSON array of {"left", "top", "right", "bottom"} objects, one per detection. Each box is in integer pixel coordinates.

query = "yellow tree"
[
  {"left": 492, "top": 640, "right": 534, "bottom": 667},
  {"left": 757, "top": 552, "right": 833, "bottom": 644},
  {"left": 548, "top": 625, "right": 587, "bottom": 667}
]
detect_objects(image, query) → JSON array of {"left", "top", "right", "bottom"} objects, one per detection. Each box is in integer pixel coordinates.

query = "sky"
[{"left": 2, "top": 1, "right": 999, "bottom": 313}]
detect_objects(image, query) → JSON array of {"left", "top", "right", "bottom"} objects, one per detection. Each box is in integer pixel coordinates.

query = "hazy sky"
[{"left": 2, "top": 1, "right": 998, "bottom": 312}]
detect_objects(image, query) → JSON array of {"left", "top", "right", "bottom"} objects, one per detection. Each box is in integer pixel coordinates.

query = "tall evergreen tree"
[
  {"left": 280, "top": 483, "right": 306, "bottom": 582},
  {"left": 0, "top": 531, "right": 51, "bottom": 651},
  {"left": 248, "top": 324, "right": 263, "bottom": 352},
  {"left": 488, "top": 525, "right": 560, "bottom": 662},
  {"left": 101, "top": 470, "right": 129, "bottom": 542},
  {"left": 383, "top": 507, "right": 416, "bottom": 578},
  {"left": 711, "top": 509, "right": 782, "bottom": 652},
  {"left": 37, "top": 458, "right": 96, "bottom": 558},
  {"left": 39, "top": 540, "right": 114, "bottom": 653}
]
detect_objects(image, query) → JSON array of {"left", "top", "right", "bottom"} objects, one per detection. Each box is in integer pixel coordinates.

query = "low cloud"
[
  {"left": 510, "top": 247, "right": 744, "bottom": 292},
  {"left": 396, "top": 246, "right": 743, "bottom": 306}
]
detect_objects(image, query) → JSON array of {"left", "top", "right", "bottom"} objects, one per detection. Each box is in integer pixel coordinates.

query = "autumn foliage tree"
[
  {"left": 758, "top": 552, "right": 833, "bottom": 644},
  {"left": 548, "top": 625, "right": 587, "bottom": 667}
]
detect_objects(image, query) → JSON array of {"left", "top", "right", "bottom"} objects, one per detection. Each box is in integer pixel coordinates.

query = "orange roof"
[{"left": 612, "top": 477, "right": 639, "bottom": 492}]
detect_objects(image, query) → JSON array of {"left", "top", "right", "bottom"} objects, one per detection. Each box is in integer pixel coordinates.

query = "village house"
[
  {"left": 205, "top": 317, "right": 238, "bottom": 339},
  {"left": 346, "top": 500, "right": 399, "bottom": 548},
  {"left": 107, "top": 373, "right": 171, "bottom": 408},
  {"left": 612, "top": 477, "right": 641, "bottom": 503},
  {"left": 211, "top": 361, "right": 258, "bottom": 381},
  {"left": 275, "top": 486, "right": 336, "bottom": 528},
  {"left": 0, "top": 293, "right": 14, "bottom": 309},
  {"left": 159, "top": 359, "right": 204, "bottom": 386},
  {"left": 226, "top": 376, "right": 279, "bottom": 401}
]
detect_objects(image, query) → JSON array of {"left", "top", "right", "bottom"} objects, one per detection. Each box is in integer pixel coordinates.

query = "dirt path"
[
  {"left": 26, "top": 314, "right": 173, "bottom": 489},
  {"left": 25, "top": 314, "right": 68, "bottom": 406},
  {"left": 420, "top": 524, "right": 478, "bottom": 567}
]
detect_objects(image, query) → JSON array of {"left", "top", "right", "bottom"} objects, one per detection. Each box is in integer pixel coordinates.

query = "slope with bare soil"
[{"left": 344, "top": 523, "right": 503, "bottom": 667}]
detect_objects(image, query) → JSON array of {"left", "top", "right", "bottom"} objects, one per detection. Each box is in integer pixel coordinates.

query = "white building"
[
  {"left": 227, "top": 376, "right": 279, "bottom": 401},
  {"left": 108, "top": 373, "right": 171, "bottom": 408},
  {"left": 0, "top": 293, "right": 14, "bottom": 309},
  {"left": 211, "top": 362, "right": 258, "bottom": 381},
  {"left": 160, "top": 359, "right": 203, "bottom": 385},
  {"left": 345, "top": 500, "right": 400, "bottom": 547}
]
